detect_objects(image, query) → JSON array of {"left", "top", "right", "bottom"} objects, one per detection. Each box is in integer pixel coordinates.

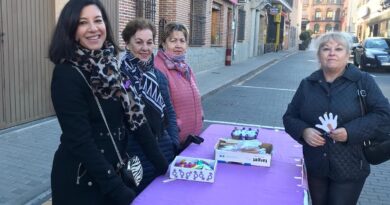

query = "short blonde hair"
[{"left": 315, "top": 32, "right": 352, "bottom": 56}]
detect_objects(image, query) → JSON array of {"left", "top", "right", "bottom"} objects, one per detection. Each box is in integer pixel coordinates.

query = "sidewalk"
[{"left": 0, "top": 50, "right": 296, "bottom": 205}]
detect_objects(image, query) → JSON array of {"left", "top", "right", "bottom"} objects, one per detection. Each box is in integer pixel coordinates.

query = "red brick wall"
[
  {"left": 118, "top": 0, "right": 160, "bottom": 48},
  {"left": 118, "top": 0, "right": 136, "bottom": 48},
  {"left": 116, "top": 0, "right": 233, "bottom": 49},
  {"left": 159, "top": 0, "right": 176, "bottom": 22},
  {"left": 159, "top": 0, "right": 191, "bottom": 45}
]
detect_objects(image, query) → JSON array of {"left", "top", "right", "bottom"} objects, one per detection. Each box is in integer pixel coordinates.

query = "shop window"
[
  {"left": 211, "top": 3, "right": 222, "bottom": 45},
  {"left": 334, "top": 24, "right": 339, "bottom": 31},
  {"left": 387, "top": 20, "right": 390, "bottom": 37},
  {"left": 190, "top": 0, "right": 207, "bottom": 46},
  {"left": 237, "top": 9, "right": 246, "bottom": 41},
  {"left": 335, "top": 8, "right": 340, "bottom": 20},
  {"left": 136, "top": 0, "right": 156, "bottom": 23},
  {"left": 325, "top": 24, "right": 332, "bottom": 32},
  {"left": 380, "top": 21, "right": 387, "bottom": 36},
  {"left": 314, "top": 24, "right": 320, "bottom": 33}
]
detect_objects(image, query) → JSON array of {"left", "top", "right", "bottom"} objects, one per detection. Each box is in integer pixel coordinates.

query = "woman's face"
[
  {"left": 318, "top": 39, "right": 349, "bottom": 72},
  {"left": 127, "top": 29, "right": 154, "bottom": 62},
  {"left": 75, "top": 5, "right": 107, "bottom": 50},
  {"left": 162, "top": 30, "right": 187, "bottom": 56}
]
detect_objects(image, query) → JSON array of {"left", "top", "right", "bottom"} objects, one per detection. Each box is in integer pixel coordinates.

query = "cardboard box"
[
  {"left": 169, "top": 156, "right": 217, "bottom": 183},
  {"left": 215, "top": 138, "right": 273, "bottom": 167}
]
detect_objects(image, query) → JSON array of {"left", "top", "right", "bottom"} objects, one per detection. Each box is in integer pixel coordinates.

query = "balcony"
[
  {"left": 311, "top": 16, "right": 341, "bottom": 22},
  {"left": 313, "top": 2, "right": 343, "bottom": 6}
]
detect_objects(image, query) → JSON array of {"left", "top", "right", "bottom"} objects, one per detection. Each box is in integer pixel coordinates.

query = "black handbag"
[
  {"left": 74, "top": 67, "right": 143, "bottom": 187},
  {"left": 357, "top": 79, "right": 390, "bottom": 165}
]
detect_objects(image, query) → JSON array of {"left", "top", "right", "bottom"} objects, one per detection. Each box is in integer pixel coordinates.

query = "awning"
[{"left": 230, "top": 0, "right": 238, "bottom": 5}]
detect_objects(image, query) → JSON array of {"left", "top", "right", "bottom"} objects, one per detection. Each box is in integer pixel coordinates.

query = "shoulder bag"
[
  {"left": 73, "top": 67, "right": 143, "bottom": 187},
  {"left": 357, "top": 78, "right": 390, "bottom": 165}
]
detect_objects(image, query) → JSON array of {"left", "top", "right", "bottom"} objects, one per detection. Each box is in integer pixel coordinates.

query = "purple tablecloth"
[{"left": 133, "top": 124, "right": 307, "bottom": 205}]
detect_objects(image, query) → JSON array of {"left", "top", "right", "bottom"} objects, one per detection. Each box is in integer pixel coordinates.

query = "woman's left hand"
[{"left": 329, "top": 127, "right": 348, "bottom": 142}]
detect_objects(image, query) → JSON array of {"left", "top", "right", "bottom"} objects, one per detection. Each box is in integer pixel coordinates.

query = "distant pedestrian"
[
  {"left": 155, "top": 22, "right": 204, "bottom": 151},
  {"left": 119, "top": 18, "right": 179, "bottom": 192},
  {"left": 283, "top": 32, "right": 390, "bottom": 205},
  {"left": 48, "top": 1, "right": 167, "bottom": 204}
]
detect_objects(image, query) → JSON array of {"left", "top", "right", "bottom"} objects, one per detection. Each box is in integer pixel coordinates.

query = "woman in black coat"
[
  {"left": 48, "top": 1, "right": 167, "bottom": 205},
  {"left": 283, "top": 32, "right": 390, "bottom": 205},
  {"left": 119, "top": 18, "right": 180, "bottom": 192}
]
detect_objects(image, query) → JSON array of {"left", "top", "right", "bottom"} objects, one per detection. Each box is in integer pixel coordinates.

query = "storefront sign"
[
  {"left": 269, "top": 7, "right": 279, "bottom": 15},
  {"left": 274, "top": 4, "right": 282, "bottom": 23},
  {"left": 358, "top": 7, "right": 370, "bottom": 18}
]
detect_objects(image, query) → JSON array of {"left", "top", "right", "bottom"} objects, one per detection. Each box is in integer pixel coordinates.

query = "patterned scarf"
[
  {"left": 157, "top": 48, "right": 191, "bottom": 80},
  {"left": 120, "top": 49, "right": 166, "bottom": 118},
  {"left": 65, "top": 42, "right": 147, "bottom": 131}
]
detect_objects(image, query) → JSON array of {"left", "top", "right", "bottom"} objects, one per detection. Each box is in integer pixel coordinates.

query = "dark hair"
[
  {"left": 160, "top": 22, "right": 189, "bottom": 48},
  {"left": 121, "top": 18, "right": 156, "bottom": 44},
  {"left": 48, "top": 0, "right": 119, "bottom": 64}
]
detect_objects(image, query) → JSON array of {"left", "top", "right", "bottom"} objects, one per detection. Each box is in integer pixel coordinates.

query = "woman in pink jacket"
[{"left": 154, "top": 22, "right": 203, "bottom": 151}]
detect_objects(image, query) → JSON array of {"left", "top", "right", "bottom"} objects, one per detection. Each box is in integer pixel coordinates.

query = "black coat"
[
  {"left": 51, "top": 64, "right": 167, "bottom": 205},
  {"left": 126, "top": 69, "right": 179, "bottom": 192},
  {"left": 283, "top": 64, "right": 390, "bottom": 182}
]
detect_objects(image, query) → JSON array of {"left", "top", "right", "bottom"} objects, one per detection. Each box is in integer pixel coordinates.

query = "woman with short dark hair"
[{"left": 119, "top": 18, "right": 179, "bottom": 192}]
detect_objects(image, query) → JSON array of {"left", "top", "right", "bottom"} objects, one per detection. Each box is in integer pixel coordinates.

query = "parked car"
[
  {"left": 354, "top": 37, "right": 390, "bottom": 70},
  {"left": 348, "top": 33, "right": 359, "bottom": 55}
]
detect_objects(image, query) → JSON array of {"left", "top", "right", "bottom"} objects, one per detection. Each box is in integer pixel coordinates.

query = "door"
[
  {"left": 0, "top": 0, "right": 4, "bottom": 128},
  {"left": 226, "top": 8, "right": 232, "bottom": 49},
  {"left": 1, "top": 0, "right": 55, "bottom": 129}
]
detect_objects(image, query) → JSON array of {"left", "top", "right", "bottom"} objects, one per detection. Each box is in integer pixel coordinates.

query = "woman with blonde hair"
[{"left": 283, "top": 32, "right": 390, "bottom": 205}]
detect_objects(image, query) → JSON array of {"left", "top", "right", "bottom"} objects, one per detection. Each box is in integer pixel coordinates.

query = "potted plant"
[{"left": 299, "top": 30, "right": 312, "bottom": 50}]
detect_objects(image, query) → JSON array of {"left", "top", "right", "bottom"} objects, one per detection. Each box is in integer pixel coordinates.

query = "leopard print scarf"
[{"left": 66, "top": 43, "right": 147, "bottom": 131}]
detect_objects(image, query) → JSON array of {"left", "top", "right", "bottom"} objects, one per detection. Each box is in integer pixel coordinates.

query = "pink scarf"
[{"left": 157, "top": 49, "right": 191, "bottom": 80}]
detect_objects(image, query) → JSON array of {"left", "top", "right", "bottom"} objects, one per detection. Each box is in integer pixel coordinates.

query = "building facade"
[
  {"left": 0, "top": 0, "right": 299, "bottom": 129},
  {"left": 355, "top": 0, "right": 390, "bottom": 40},
  {"left": 301, "top": 0, "right": 345, "bottom": 36}
]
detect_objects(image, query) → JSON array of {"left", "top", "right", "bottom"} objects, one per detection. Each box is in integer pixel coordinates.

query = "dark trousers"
[{"left": 308, "top": 174, "right": 366, "bottom": 205}]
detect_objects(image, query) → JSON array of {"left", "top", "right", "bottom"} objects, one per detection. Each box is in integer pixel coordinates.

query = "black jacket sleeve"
[{"left": 283, "top": 80, "right": 311, "bottom": 145}]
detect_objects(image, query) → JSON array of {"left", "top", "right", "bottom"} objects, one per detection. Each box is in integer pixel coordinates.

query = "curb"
[{"left": 24, "top": 189, "right": 51, "bottom": 205}]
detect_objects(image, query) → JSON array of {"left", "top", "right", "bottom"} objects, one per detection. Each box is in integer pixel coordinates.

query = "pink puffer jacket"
[{"left": 155, "top": 51, "right": 203, "bottom": 145}]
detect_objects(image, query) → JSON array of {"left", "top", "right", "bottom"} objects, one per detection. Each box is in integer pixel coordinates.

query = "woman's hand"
[
  {"left": 302, "top": 128, "right": 326, "bottom": 147},
  {"left": 329, "top": 127, "right": 347, "bottom": 142}
]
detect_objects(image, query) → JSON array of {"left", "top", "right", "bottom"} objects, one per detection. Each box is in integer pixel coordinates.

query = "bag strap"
[
  {"left": 356, "top": 78, "right": 367, "bottom": 115},
  {"left": 73, "top": 67, "right": 126, "bottom": 167},
  {"left": 356, "top": 74, "right": 372, "bottom": 147}
]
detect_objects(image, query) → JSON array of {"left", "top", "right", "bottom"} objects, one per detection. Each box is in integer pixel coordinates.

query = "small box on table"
[
  {"left": 215, "top": 138, "right": 273, "bottom": 167},
  {"left": 169, "top": 156, "right": 217, "bottom": 183}
]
